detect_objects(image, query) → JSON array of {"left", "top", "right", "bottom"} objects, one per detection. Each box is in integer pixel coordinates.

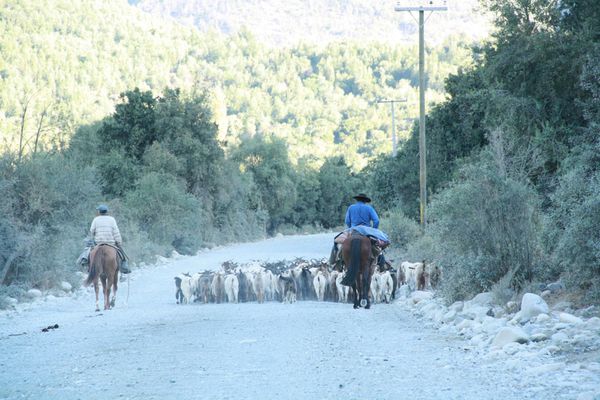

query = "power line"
[
  {"left": 394, "top": 1, "right": 448, "bottom": 228},
  {"left": 375, "top": 98, "right": 407, "bottom": 157}
]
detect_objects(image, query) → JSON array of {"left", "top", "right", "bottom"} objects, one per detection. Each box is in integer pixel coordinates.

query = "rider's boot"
[{"left": 120, "top": 259, "right": 131, "bottom": 274}]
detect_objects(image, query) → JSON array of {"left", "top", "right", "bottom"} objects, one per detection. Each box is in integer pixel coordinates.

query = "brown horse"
[
  {"left": 341, "top": 230, "right": 376, "bottom": 309},
  {"left": 84, "top": 244, "right": 118, "bottom": 311}
]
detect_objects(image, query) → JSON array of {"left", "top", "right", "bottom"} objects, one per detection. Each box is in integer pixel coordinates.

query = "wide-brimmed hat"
[
  {"left": 353, "top": 193, "right": 371, "bottom": 203},
  {"left": 96, "top": 204, "right": 109, "bottom": 213}
]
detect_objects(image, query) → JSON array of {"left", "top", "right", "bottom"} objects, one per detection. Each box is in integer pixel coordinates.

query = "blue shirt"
[{"left": 345, "top": 201, "right": 379, "bottom": 229}]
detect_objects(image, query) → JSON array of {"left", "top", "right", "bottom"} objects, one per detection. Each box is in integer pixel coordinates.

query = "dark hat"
[
  {"left": 353, "top": 193, "right": 371, "bottom": 203},
  {"left": 96, "top": 204, "right": 109, "bottom": 213}
]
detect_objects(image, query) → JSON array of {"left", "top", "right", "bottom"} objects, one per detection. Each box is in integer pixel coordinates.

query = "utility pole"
[
  {"left": 395, "top": 1, "right": 447, "bottom": 228},
  {"left": 376, "top": 99, "right": 406, "bottom": 157}
]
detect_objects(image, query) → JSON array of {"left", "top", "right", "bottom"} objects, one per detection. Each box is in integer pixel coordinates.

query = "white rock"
[
  {"left": 431, "top": 309, "right": 446, "bottom": 324},
  {"left": 491, "top": 326, "right": 529, "bottom": 348},
  {"left": 491, "top": 306, "right": 506, "bottom": 318},
  {"left": 585, "top": 317, "right": 600, "bottom": 329},
  {"left": 442, "top": 309, "right": 457, "bottom": 323},
  {"left": 509, "top": 311, "right": 522, "bottom": 325},
  {"left": 5, "top": 297, "right": 18, "bottom": 306},
  {"left": 530, "top": 333, "right": 548, "bottom": 342},
  {"left": 460, "top": 305, "right": 492, "bottom": 322},
  {"left": 469, "top": 292, "right": 495, "bottom": 307},
  {"left": 520, "top": 293, "right": 549, "bottom": 321},
  {"left": 449, "top": 301, "right": 464, "bottom": 312},
  {"left": 60, "top": 281, "right": 72, "bottom": 292},
  {"left": 470, "top": 334, "right": 488, "bottom": 347},
  {"left": 558, "top": 312, "right": 583, "bottom": 325},
  {"left": 481, "top": 317, "right": 507, "bottom": 335},
  {"left": 419, "top": 302, "right": 439, "bottom": 314},
  {"left": 27, "top": 289, "right": 42, "bottom": 298},
  {"left": 551, "top": 331, "right": 570, "bottom": 343},
  {"left": 471, "top": 323, "right": 484, "bottom": 334},
  {"left": 535, "top": 313, "right": 551, "bottom": 324},
  {"left": 456, "top": 319, "right": 475, "bottom": 331},
  {"left": 502, "top": 342, "right": 523, "bottom": 355},
  {"left": 539, "top": 345, "right": 561, "bottom": 355},
  {"left": 573, "top": 333, "right": 592, "bottom": 345},
  {"left": 554, "top": 322, "right": 570, "bottom": 330},
  {"left": 410, "top": 291, "right": 433, "bottom": 304}
]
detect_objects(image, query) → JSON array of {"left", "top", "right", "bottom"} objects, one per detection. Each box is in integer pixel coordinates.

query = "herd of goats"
[{"left": 173, "top": 257, "right": 442, "bottom": 305}]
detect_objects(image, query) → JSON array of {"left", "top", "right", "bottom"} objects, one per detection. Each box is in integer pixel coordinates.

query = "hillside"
[
  {"left": 1, "top": 0, "right": 478, "bottom": 168},
  {"left": 133, "top": 0, "right": 492, "bottom": 47}
]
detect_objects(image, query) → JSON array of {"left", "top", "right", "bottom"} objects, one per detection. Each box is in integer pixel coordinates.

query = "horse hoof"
[
  {"left": 365, "top": 304, "right": 371, "bottom": 310},
  {"left": 353, "top": 304, "right": 359, "bottom": 309},
  {"left": 360, "top": 299, "right": 367, "bottom": 307},
  {"left": 95, "top": 308, "right": 100, "bottom": 312},
  {"left": 110, "top": 299, "right": 115, "bottom": 307}
]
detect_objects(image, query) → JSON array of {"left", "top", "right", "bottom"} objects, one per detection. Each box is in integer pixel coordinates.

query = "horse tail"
[
  {"left": 84, "top": 245, "right": 110, "bottom": 286},
  {"left": 84, "top": 264, "right": 96, "bottom": 286},
  {"left": 84, "top": 248, "right": 102, "bottom": 286},
  {"left": 346, "top": 236, "right": 362, "bottom": 285}
]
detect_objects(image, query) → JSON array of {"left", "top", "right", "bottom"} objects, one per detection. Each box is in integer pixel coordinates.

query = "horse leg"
[
  {"left": 94, "top": 279, "right": 100, "bottom": 312},
  {"left": 110, "top": 272, "right": 118, "bottom": 308},
  {"left": 361, "top": 268, "right": 370, "bottom": 309},
  {"left": 352, "top": 284, "right": 360, "bottom": 309},
  {"left": 103, "top": 277, "right": 111, "bottom": 310}
]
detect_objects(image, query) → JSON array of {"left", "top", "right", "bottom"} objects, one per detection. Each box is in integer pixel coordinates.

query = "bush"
[
  {"left": 124, "top": 172, "right": 205, "bottom": 254},
  {"left": 379, "top": 207, "right": 421, "bottom": 254},
  {"left": 544, "top": 132, "right": 600, "bottom": 302},
  {"left": 427, "top": 146, "right": 541, "bottom": 302},
  {"left": 553, "top": 175, "right": 600, "bottom": 302},
  {"left": 1, "top": 153, "right": 102, "bottom": 287}
]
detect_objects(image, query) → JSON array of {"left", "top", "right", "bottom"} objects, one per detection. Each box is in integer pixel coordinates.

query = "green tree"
[
  {"left": 317, "top": 156, "right": 360, "bottom": 228},
  {"left": 230, "top": 135, "right": 297, "bottom": 233}
]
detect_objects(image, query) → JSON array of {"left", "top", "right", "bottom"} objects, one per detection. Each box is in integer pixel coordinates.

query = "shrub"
[
  {"left": 379, "top": 207, "right": 421, "bottom": 254},
  {"left": 124, "top": 172, "right": 205, "bottom": 254},
  {"left": 427, "top": 146, "right": 541, "bottom": 302},
  {"left": 553, "top": 175, "right": 600, "bottom": 302},
  {"left": 1, "top": 153, "right": 102, "bottom": 287}
]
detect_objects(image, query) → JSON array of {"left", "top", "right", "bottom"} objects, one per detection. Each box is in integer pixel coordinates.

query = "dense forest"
[
  {"left": 0, "top": 0, "right": 473, "bottom": 169},
  {"left": 1, "top": 0, "right": 599, "bottom": 307}
]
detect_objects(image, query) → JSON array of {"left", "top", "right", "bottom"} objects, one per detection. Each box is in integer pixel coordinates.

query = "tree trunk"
[{"left": 0, "top": 251, "right": 20, "bottom": 285}]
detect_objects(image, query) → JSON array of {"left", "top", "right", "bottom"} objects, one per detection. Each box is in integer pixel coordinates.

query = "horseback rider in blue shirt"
[
  {"left": 330, "top": 193, "right": 386, "bottom": 270},
  {"left": 345, "top": 193, "right": 379, "bottom": 229}
]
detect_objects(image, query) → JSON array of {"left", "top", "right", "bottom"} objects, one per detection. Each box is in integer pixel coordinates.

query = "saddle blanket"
[{"left": 334, "top": 226, "right": 390, "bottom": 247}]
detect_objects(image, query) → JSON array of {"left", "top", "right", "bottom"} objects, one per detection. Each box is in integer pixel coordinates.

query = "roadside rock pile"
[{"left": 395, "top": 289, "right": 600, "bottom": 399}]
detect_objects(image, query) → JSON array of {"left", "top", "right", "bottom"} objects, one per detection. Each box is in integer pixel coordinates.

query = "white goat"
[{"left": 224, "top": 274, "right": 239, "bottom": 303}]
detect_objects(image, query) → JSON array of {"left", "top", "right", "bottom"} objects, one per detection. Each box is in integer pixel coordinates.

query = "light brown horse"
[
  {"left": 84, "top": 245, "right": 118, "bottom": 311},
  {"left": 341, "top": 230, "right": 376, "bottom": 309}
]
